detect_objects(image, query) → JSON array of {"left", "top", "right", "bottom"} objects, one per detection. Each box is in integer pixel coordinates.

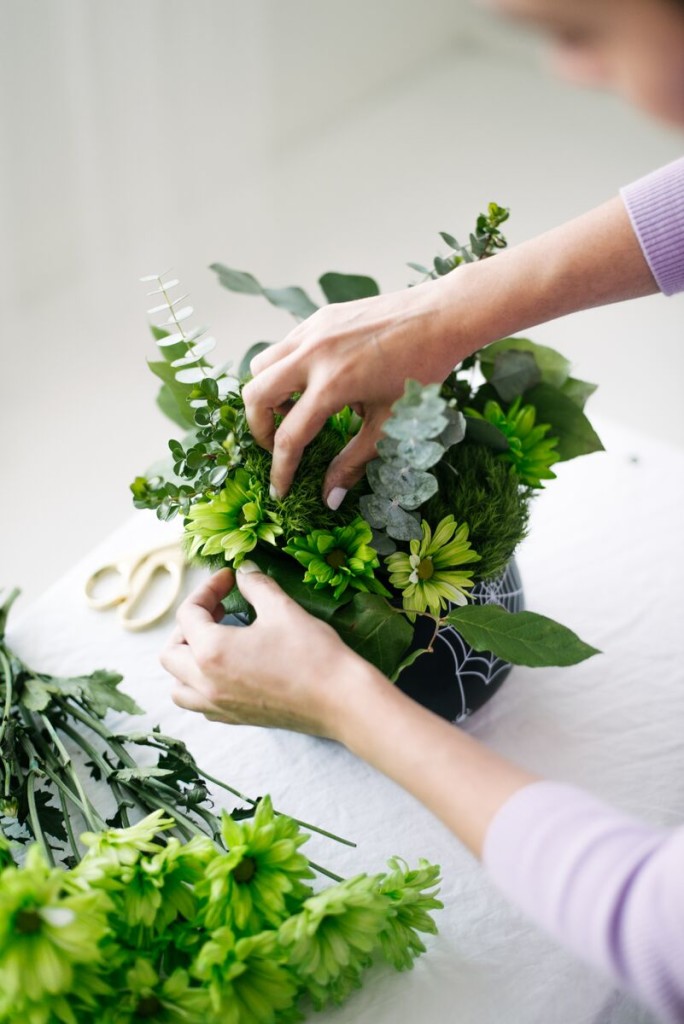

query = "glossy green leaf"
[
  {"left": 445, "top": 604, "right": 600, "bottom": 667},
  {"left": 332, "top": 593, "right": 413, "bottom": 678},
  {"left": 524, "top": 383, "right": 604, "bottom": 461},
  {"left": 318, "top": 272, "right": 380, "bottom": 304},
  {"left": 480, "top": 337, "right": 571, "bottom": 389},
  {"left": 464, "top": 416, "right": 509, "bottom": 451},
  {"left": 249, "top": 547, "right": 346, "bottom": 622},
  {"left": 561, "top": 376, "right": 598, "bottom": 410}
]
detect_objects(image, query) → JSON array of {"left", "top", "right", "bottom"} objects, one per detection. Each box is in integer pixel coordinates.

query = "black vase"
[{"left": 394, "top": 559, "right": 524, "bottom": 723}]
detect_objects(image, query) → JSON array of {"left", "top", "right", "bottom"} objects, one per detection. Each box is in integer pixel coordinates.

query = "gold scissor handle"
[{"left": 118, "top": 547, "right": 185, "bottom": 632}]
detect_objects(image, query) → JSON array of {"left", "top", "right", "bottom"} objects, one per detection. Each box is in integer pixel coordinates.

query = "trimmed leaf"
[
  {"left": 445, "top": 604, "right": 600, "bottom": 667},
  {"left": 480, "top": 337, "right": 571, "bottom": 389},
  {"left": 318, "top": 272, "right": 380, "bottom": 304},
  {"left": 490, "top": 350, "right": 541, "bottom": 403},
  {"left": 524, "top": 383, "right": 604, "bottom": 461},
  {"left": 332, "top": 593, "right": 413, "bottom": 678}
]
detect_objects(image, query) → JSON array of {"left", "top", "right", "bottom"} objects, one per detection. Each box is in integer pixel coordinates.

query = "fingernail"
[
  {"left": 237, "top": 560, "right": 260, "bottom": 575},
  {"left": 269, "top": 483, "right": 280, "bottom": 501},
  {"left": 326, "top": 487, "right": 347, "bottom": 511}
]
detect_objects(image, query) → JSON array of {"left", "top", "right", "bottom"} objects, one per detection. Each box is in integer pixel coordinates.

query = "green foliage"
[
  {"left": 480, "top": 337, "right": 572, "bottom": 391},
  {"left": 409, "top": 202, "right": 510, "bottom": 280},
  {"left": 331, "top": 593, "right": 413, "bottom": 679},
  {"left": 211, "top": 263, "right": 319, "bottom": 320},
  {"left": 425, "top": 443, "right": 531, "bottom": 581},
  {"left": 445, "top": 604, "right": 600, "bottom": 667},
  {"left": 318, "top": 272, "right": 380, "bottom": 304},
  {"left": 523, "top": 383, "right": 604, "bottom": 461}
]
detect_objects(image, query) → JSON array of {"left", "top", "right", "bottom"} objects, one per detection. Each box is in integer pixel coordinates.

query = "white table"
[{"left": 8, "top": 419, "right": 684, "bottom": 1024}]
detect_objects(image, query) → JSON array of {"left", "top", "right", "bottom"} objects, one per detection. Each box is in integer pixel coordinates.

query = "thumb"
[
  {"left": 236, "top": 560, "right": 290, "bottom": 615},
  {"left": 323, "top": 418, "right": 385, "bottom": 511}
]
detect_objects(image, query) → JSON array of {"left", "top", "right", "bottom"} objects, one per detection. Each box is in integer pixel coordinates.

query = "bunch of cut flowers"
[
  {"left": 132, "top": 204, "right": 602, "bottom": 680},
  {"left": 0, "top": 588, "right": 441, "bottom": 1023}
]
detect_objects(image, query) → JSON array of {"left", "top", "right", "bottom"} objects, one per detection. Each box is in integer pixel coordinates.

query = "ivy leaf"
[
  {"left": 524, "top": 383, "right": 604, "bottom": 461},
  {"left": 490, "top": 350, "right": 541, "bottom": 403},
  {"left": 332, "top": 593, "right": 413, "bottom": 678},
  {"left": 318, "top": 272, "right": 380, "bottom": 304},
  {"left": 445, "top": 604, "right": 600, "bottom": 667},
  {"left": 480, "top": 337, "right": 571, "bottom": 390}
]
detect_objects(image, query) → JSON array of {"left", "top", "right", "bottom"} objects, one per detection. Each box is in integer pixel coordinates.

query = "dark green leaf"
[
  {"left": 390, "top": 645, "right": 431, "bottom": 682},
  {"left": 490, "top": 350, "right": 541, "bottom": 403},
  {"left": 561, "top": 377, "right": 598, "bottom": 410},
  {"left": 464, "top": 416, "right": 509, "bottom": 451},
  {"left": 221, "top": 586, "right": 252, "bottom": 617},
  {"left": 249, "top": 548, "right": 346, "bottom": 622},
  {"left": 480, "top": 337, "right": 571, "bottom": 389},
  {"left": 148, "top": 360, "right": 196, "bottom": 430},
  {"left": 332, "top": 593, "right": 413, "bottom": 678},
  {"left": 524, "top": 383, "right": 604, "bottom": 461},
  {"left": 33, "top": 791, "right": 68, "bottom": 843},
  {"left": 445, "top": 604, "right": 600, "bottom": 667},
  {"left": 318, "top": 272, "right": 380, "bottom": 304}
]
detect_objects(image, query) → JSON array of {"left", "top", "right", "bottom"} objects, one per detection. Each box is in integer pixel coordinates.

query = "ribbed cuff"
[{"left": 620, "top": 157, "right": 684, "bottom": 296}]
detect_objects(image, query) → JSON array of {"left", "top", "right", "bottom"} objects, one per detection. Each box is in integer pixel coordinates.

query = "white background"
[{"left": 0, "top": 0, "right": 682, "bottom": 604}]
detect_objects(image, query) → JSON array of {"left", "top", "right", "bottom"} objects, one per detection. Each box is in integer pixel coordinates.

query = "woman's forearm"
[
  {"left": 337, "top": 663, "right": 538, "bottom": 858},
  {"left": 432, "top": 196, "right": 659, "bottom": 363}
]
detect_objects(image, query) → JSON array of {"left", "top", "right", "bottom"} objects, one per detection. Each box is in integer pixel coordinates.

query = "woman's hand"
[
  {"left": 160, "top": 563, "right": 384, "bottom": 739},
  {"left": 242, "top": 277, "right": 467, "bottom": 507}
]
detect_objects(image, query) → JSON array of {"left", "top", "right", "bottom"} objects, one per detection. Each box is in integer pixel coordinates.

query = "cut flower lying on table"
[{"left": 132, "top": 205, "right": 602, "bottom": 680}]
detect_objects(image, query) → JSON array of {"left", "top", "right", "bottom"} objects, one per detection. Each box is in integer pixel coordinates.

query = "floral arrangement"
[
  {"left": 0, "top": 588, "right": 442, "bottom": 1022},
  {"left": 132, "top": 205, "right": 601, "bottom": 680}
]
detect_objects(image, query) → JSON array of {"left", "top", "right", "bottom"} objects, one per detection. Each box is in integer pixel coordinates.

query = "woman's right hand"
[{"left": 242, "top": 275, "right": 472, "bottom": 508}]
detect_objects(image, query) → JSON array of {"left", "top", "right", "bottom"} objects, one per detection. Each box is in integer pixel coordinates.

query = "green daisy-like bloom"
[
  {"left": 198, "top": 796, "right": 314, "bottom": 935},
  {"left": 467, "top": 396, "right": 560, "bottom": 487},
  {"left": 185, "top": 468, "right": 283, "bottom": 567},
  {"left": 278, "top": 873, "right": 388, "bottom": 1010},
  {"left": 385, "top": 515, "right": 480, "bottom": 620},
  {"left": 283, "top": 516, "right": 390, "bottom": 601},
  {"left": 191, "top": 928, "right": 298, "bottom": 1024},
  {"left": 100, "top": 960, "right": 209, "bottom": 1024},
  {"left": 376, "top": 857, "right": 443, "bottom": 972},
  {"left": 0, "top": 846, "right": 110, "bottom": 1019}
]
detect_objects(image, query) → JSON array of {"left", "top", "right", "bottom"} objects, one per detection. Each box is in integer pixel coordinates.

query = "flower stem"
[
  {"left": 0, "top": 649, "right": 13, "bottom": 747},
  {"left": 56, "top": 785, "right": 81, "bottom": 862},
  {"left": 26, "top": 771, "right": 54, "bottom": 865}
]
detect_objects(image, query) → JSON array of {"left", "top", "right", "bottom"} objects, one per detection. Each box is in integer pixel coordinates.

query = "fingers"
[
  {"left": 323, "top": 417, "right": 385, "bottom": 508},
  {"left": 249, "top": 333, "right": 300, "bottom": 376},
  {"left": 269, "top": 393, "right": 335, "bottom": 499},
  {"left": 176, "top": 568, "right": 234, "bottom": 646},
  {"left": 171, "top": 680, "right": 226, "bottom": 720},
  {"left": 235, "top": 561, "right": 291, "bottom": 615},
  {"left": 242, "top": 353, "right": 305, "bottom": 453}
]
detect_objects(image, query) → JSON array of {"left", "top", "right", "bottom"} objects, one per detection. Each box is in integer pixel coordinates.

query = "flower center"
[
  {"left": 325, "top": 548, "right": 346, "bottom": 570},
  {"left": 135, "top": 995, "right": 162, "bottom": 1018},
  {"left": 15, "top": 909, "right": 42, "bottom": 934},
  {"left": 233, "top": 856, "right": 257, "bottom": 883},
  {"left": 417, "top": 557, "right": 434, "bottom": 581}
]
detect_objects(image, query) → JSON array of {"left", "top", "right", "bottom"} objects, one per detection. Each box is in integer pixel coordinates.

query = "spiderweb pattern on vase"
[{"left": 435, "top": 560, "right": 524, "bottom": 723}]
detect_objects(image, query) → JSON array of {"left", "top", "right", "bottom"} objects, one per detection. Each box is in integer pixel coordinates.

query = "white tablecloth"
[{"left": 8, "top": 419, "right": 684, "bottom": 1024}]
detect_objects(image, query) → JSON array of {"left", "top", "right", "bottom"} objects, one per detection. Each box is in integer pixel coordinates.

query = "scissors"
[{"left": 84, "top": 540, "right": 186, "bottom": 632}]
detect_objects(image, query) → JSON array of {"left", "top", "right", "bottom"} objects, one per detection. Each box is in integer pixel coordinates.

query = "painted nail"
[
  {"left": 237, "top": 560, "right": 260, "bottom": 575},
  {"left": 269, "top": 483, "right": 280, "bottom": 501},
  {"left": 326, "top": 486, "right": 347, "bottom": 511}
]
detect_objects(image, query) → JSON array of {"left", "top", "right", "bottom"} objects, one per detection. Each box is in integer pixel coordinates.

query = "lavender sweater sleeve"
[
  {"left": 483, "top": 781, "right": 684, "bottom": 1022},
  {"left": 621, "top": 157, "right": 684, "bottom": 295}
]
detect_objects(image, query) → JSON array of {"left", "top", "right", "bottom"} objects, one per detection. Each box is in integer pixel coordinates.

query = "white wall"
[{"left": 1, "top": 1, "right": 681, "bottom": 604}]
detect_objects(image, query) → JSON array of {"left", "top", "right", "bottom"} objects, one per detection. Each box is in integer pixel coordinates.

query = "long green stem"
[
  {"left": 26, "top": 771, "right": 54, "bottom": 865},
  {"left": 0, "top": 649, "right": 13, "bottom": 747},
  {"left": 57, "top": 785, "right": 81, "bottom": 862}
]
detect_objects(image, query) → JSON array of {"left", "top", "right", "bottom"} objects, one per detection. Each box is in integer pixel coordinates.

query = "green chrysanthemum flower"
[
  {"left": 278, "top": 873, "right": 388, "bottom": 1010},
  {"left": 0, "top": 846, "right": 110, "bottom": 1019},
  {"left": 467, "top": 396, "right": 559, "bottom": 487},
  {"left": 283, "top": 517, "right": 390, "bottom": 601},
  {"left": 376, "top": 857, "right": 443, "bottom": 971},
  {"left": 198, "top": 796, "right": 314, "bottom": 934},
  {"left": 385, "top": 515, "right": 480, "bottom": 620},
  {"left": 100, "top": 960, "right": 209, "bottom": 1024},
  {"left": 185, "top": 468, "right": 283, "bottom": 567},
  {"left": 191, "top": 928, "right": 298, "bottom": 1024}
]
